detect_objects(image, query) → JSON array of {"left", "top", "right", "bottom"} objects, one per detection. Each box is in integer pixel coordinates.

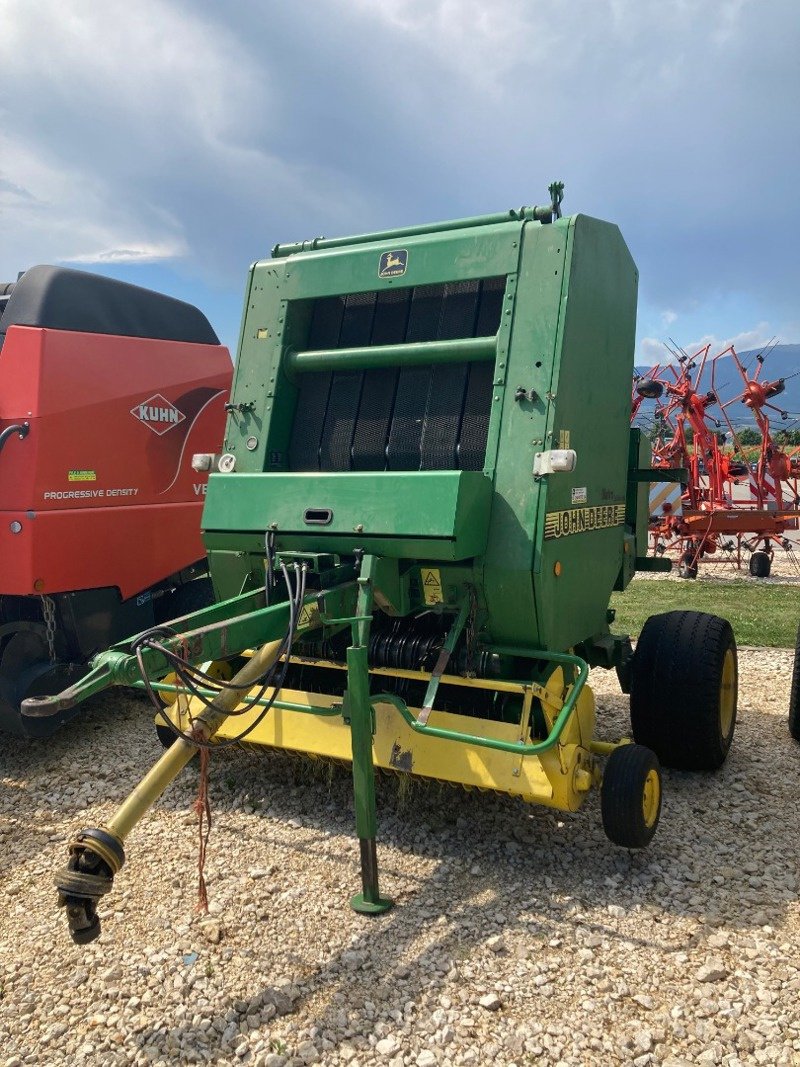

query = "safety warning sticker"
[
  {"left": 421, "top": 567, "right": 443, "bottom": 605},
  {"left": 297, "top": 604, "right": 320, "bottom": 632},
  {"left": 68, "top": 470, "right": 96, "bottom": 482}
]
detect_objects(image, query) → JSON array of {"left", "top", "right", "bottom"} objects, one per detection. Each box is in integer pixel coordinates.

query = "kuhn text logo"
[{"left": 131, "top": 394, "right": 186, "bottom": 435}]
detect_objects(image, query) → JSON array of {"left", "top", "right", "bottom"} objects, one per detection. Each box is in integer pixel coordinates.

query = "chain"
[{"left": 40, "top": 595, "right": 57, "bottom": 664}]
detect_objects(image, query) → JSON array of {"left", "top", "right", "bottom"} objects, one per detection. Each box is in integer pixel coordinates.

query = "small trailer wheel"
[
  {"left": 678, "top": 552, "right": 698, "bottom": 580},
  {"left": 155, "top": 723, "right": 177, "bottom": 749},
  {"left": 789, "top": 623, "right": 800, "bottom": 743},
  {"left": 749, "top": 551, "right": 771, "bottom": 578},
  {"left": 630, "top": 610, "right": 737, "bottom": 770},
  {"left": 601, "top": 744, "right": 662, "bottom": 849}
]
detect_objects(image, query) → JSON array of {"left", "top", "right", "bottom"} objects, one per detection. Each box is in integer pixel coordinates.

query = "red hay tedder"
[{"left": 633, "top": 342, "right": 800, "bottom": 579}]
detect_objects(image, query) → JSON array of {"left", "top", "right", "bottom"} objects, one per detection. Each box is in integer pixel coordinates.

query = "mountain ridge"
[{"left": 635, "top": 343, "right": 800, "bottom": 429}]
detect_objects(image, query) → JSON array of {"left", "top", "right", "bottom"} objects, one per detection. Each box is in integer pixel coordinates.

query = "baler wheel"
[
  {"left": 789, "top": 623, "right": 800, "bottom": 743},
  {"left": 601, "top": 744, "right": 662, "bottom": 848},
  {"left": 155, "top": 724, "right": 178, "bottom": 750},
  {"left": 630, "top": 610, "right": 737, "bottom": 770},
  {"left": 749, "top": 551, "right": 771, "bottom": 579}
]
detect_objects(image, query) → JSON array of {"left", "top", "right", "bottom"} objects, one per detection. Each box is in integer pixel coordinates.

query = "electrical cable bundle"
[{"left": 132, "top": 561, "right": 308, "bottom": 749}]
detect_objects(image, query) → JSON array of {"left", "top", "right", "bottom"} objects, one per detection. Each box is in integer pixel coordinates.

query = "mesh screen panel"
[
  {"left": 289, "top": 277, "right": 504, "bottom": 472},
  {"left": 458, "top": 361, "right": 494, "bottom": 471},
  {"left": 475, "top": 276, "right": 505, "bottom": 336},
  {"left": 288, "top": 296, "right": 344, "bottom": 470}
]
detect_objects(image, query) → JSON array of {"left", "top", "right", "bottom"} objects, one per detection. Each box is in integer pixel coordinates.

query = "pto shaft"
[{"left": 55, "top": 637, "right": 284, "bottom": 944}]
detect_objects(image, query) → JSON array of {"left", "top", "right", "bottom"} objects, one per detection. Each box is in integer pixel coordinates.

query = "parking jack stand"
[{"left": 347, "top": 555, "right": 393, "bottom": 915}]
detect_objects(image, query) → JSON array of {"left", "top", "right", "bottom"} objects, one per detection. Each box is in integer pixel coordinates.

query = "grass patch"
[{"left": 611, "top": 578, "right": 800, "bottom": 648}]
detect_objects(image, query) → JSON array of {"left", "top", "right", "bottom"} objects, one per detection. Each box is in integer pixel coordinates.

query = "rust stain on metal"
[{"left": 389, "top": 742, "right": 413, "bottom": 772}]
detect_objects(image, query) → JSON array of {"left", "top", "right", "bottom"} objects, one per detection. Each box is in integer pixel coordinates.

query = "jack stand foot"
[
  {"left": 350, "top": 892, "right": 393, "bottom": 915},
  {"left": 350, "top": 836, "right": 393, "bottom": 915}
]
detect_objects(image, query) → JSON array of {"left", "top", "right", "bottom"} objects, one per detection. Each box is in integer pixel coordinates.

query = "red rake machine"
[{"left": 634, "top": 343, "right": 800, "bottom": 578}]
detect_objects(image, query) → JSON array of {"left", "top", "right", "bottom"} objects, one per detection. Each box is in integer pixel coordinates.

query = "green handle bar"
[
  {"left": 141, "top": 647, "right": 588, "bottom": 758},
  {"left": 373, "top": 649, "right": 588, "bottom": 756}
]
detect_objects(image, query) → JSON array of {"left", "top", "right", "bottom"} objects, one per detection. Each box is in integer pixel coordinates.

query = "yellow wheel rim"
[
  {"left": 719, "top": 647, "right": 736, "bottom": 739},
  {"left": 158, "top": 671, "right": 178, "bottom": 706},
  {"left": 642, "top": 768, "right": 661, "bottom": 828}
]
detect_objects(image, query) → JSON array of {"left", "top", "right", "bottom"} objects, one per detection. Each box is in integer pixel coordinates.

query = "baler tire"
[
  {"left": 601, "top": 744, "right": 662, "bottom": 849},
  {"left": 749, "top": 551, "right": 771, "bottom": 579},
  {"left": 630, "top": 610, "right": 737, "bottom": 771},
  {"left": 789, "top": 623, "right": 800, "bottom": 743},
  {"left": 155, "top": 722, "right": 201, "bottom": 761}
]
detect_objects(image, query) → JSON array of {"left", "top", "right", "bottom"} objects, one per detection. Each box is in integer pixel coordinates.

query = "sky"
[{"left": 1, "top": 0, "right": 798, "bottom": 363}]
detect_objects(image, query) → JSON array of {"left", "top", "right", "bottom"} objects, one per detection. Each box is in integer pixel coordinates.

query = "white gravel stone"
[
  {"left": 376, "top": 1037, "right": 400, "bottom": 1056},
  {"left": 1, "top": 644, "right": 799, "bottom": 1066},
  {"left": 696, "top": 961, "right": 729, "bottom": 983}
]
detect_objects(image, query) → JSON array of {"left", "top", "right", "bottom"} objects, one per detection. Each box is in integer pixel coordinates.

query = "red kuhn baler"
[{"left": 0, "top": 265, "right": 232, "bottom": 737}]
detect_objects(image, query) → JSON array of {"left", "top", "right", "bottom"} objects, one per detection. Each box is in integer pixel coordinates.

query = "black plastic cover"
[{"left": 0, "top": 265, "right": 220, "bottom": 348}]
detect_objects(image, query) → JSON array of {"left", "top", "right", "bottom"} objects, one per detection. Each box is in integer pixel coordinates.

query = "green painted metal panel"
[
  {"left": 204, "top": 205, "right": 640, "bottom": 654},
  {"left": 204, "top": 471, "right": 492, "bottom": 559},
  {"left": 479, "top": 218, "right": 568, "bottom": 646},
  {"left": 533, "top": 215, "right": 638, "bottom": 650},
  {"left": 278, "top": 224, "right": 522, "bottom": 299}
]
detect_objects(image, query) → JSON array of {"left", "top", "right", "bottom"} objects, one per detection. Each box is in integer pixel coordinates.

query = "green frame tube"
[
  {"left": 143, "top": 648, "right": 587, "bottom": 756},
  {"left": 286, "top": 336, "right": 496, "bottom": 375},
  {"left": 373, "top": 648, "right": 588, "bottom": 756},
  {"left": 271, "top": 204, "right": 554, "bottom": 258}
]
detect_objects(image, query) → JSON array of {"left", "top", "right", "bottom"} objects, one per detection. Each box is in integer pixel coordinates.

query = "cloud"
[
  {"left": 0, "top": 0, "right": 369, "bottom": 280},
  {"left": 638, "top": 322, "right": 773, "bottom": 366},
  {"left": 0, "top": 0, "right": 797, "bottom": 349}
]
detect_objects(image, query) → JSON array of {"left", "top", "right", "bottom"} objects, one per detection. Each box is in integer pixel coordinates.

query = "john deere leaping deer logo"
[{"left": 378, "top": 249, "right": 408, "bottom": 278}]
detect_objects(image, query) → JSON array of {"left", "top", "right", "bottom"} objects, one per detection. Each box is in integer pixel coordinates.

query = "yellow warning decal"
[
  {"left": 544, "top": 503, "right": 626, "bottom": 540},
  {"left": 297, "top": 603, "right": 321, "bottom": 632},
  {"left": 68, "top": 470, "right": 96, "bottom": 482},
  {"left": 421, "top": 567, "right": 443, "bottom": 605},
  {"left": 558, "top": 429, "right": 570, "bottom": 449}
]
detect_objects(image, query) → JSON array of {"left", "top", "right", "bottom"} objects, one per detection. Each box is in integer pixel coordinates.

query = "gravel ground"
[
  {"left": 651, "top": 533, "right": 800, "bottom": 584},
  {"left": 2, "top": 649, "right": 800, "bottom": 1067},
  {"left": 649, "top": 550, "right": 800, "bottom": 584}
]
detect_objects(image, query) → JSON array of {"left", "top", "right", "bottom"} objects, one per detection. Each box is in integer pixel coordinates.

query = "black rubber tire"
[
  {"left": 678, "top": 552, "right": 698, "bottom": 580},
  {"left": 601, "top": 744, "right": 662, "bottom": 849},
  {"left": 630, "top": 610, "right": 737, "bottom": 770},
  {"left": 749, "top": 551, "right": 771, "bottom": 578},
  {"left": 155, "top": 723, "right": 179, "bottom": 749},
  {"left": 789, "top": 623, "right": 800, "bottom": 743}
]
